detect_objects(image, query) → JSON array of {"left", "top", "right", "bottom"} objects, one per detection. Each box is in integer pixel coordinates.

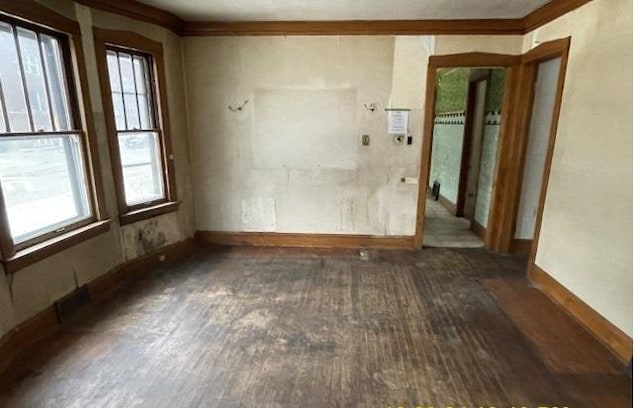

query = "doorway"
[
  {"left": 512, "top": 57, "right": 562, "bottom": 254},
  {"left": 514, "top": 39, "right": 570, "bottom": 273},
  {"left": 423, "top": 67, "right": 506, "bottom": 248}
]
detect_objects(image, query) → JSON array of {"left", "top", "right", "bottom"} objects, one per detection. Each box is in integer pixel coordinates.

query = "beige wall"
[
  {"left": 183, "top": 35, "right": 430, "bottom": 236},
  {"left": 523, "top": 0, "right": 633, "bottom": 336},
  {"left": 434, "top": 35, "right": 523, "bottom": 56},
  {"left": 0, "top": 1, "right": 195, "bottom": 338},
  {"left": 181, "top": 33, "right": 523, "bottom": 237}
]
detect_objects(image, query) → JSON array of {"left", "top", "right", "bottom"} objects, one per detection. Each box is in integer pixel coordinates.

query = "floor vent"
[{"left": 55, "top": 285, "right": 91, "bottom": 323}]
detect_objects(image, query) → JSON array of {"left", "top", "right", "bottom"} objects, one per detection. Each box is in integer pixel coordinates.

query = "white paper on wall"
[{"left": 387, "top": 110, "right": 409, "bottom": 134}]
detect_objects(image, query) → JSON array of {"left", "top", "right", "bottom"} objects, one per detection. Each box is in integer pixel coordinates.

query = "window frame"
[
  {"left": 0, "top": 2, "right": 109, "bottom": 274},
  {"left": 93, "top": 28, "right": 178, "bottom": 226}
]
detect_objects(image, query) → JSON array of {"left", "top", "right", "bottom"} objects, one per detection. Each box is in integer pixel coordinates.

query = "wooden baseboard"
[
  {"left": 529, "top": 263, "right": 632, "bottom": 363},
  {"left": 0, "top": 306, "right": 58, "bottom": 375},
  {"left": 88, "top": 238, "right": 195, "bottom": 302},
  {"left": 510, "top": 238, "right": 532, "bottom": 254},
  {"left": 196, "top": 231, "right": 414, "bottom": 249},
  {"left": 471, "top": 219, "right": 486, "bottom": 240},
  {"left": 0, "top": 237, "right": 195, "bottom": 375}
]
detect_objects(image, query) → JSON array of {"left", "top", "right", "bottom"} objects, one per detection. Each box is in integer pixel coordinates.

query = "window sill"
[
  {"left": 3, "top": 219, "right": 111, "bottom": 275},
  {"left": 119, "top": 201, "right": 180, "bottom": 226}
]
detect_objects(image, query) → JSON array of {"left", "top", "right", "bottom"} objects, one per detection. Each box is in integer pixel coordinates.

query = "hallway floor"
[{"left": 423, "top": 197, "right": 485, "bottom": 248}]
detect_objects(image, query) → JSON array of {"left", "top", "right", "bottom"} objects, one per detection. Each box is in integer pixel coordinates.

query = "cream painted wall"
[
  {"left": 0, "top": 1, "right": 195, "bottom": 338},
  {"left": 434, "top": 35, "right": 523, "bottom": 56},
  {"left": 184, "top": 36, "right": 429, "bottom": 236},
  {"left": 182, "top": 33, "right": 523, "bottom": 237},
  {"left": 522, "top": 0, "right": 633, "bottom": 336}
]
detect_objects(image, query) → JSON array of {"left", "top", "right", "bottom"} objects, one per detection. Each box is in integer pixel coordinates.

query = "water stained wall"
[
  {"left": 121, "top": 213, "right": 182, "bottom": 261},
  {"left": 0, "top": 0, "right": 195, "bottom": 338},
  {"left": 184, "top": 36, "right": 430, "bottom": 236}
]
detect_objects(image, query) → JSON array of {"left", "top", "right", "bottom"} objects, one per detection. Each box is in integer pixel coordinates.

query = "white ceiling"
[{"left": 139, "top": 0, "right": 552, "bottom": 22}]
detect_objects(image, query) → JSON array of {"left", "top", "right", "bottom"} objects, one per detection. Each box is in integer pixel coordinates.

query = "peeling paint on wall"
[
  {"left": 185, "top": 36, "right": 429, "bottom": 236},
  {"left": 121, "top": 213, "right": 182, "bottom": 261}
]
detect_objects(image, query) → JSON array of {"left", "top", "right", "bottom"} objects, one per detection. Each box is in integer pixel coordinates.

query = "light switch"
[{"left": 402, "top": 177, "right": 419, "bottom": 185}]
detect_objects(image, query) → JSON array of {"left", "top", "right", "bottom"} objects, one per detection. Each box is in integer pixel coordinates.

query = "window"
[
  {"left": 0, "top": 18, "right": 98, "bottom": 250},
  {"left": 106, "top": 49, "right": 165, "bottom": 206},
  {"left": 94, "top": 29, "right": 177, "bottom": 224}
]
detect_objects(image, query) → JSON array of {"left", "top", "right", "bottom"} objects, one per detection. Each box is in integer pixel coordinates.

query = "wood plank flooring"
[{"left": 0, "top": 246, "right": 631, "bottom": 407}]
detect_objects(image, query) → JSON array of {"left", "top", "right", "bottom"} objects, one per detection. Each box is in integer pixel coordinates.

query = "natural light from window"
[
  {"left": 0, "top": 22, "right": 91, "bottom": 244},
  {"left": 106, "top": 49, "right": 165, "bottom": 206}
]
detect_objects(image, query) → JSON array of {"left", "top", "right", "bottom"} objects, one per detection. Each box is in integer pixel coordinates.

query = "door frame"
[
  {"left": 515, "top": 38, "right": 571, "bottom": 274},
  {"left": 414, "top": 52, "right": 520, "bottom": 249},
  {"left": 456, "top": 74, "right": 490, "bottom": 218}
]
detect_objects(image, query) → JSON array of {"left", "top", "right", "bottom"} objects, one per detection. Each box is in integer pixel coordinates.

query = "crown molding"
[
  {"left": 181, "top": 19, "right": 526, "bottom": 36},
  {"left": 523, "top": 0, "right": 592, "bottom": 32},
  {"left": 74, "top": 0, "right": 183, "bottom": 34},
  {"left": 67, "top": 0, "right": 591, "bottom": 36}
]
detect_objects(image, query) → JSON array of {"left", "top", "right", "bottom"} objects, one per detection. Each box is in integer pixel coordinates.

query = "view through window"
[
  {"left": 105, "top": 48, "right": 165, "bottom": 207},
  {"left": 0, "top": 21, "right": 91, "bottom": 245}
]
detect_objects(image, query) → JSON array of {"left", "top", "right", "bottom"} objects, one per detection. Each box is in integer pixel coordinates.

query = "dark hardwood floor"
[{"left": 0, "top": 246, "right": 631, "bottom": 407}]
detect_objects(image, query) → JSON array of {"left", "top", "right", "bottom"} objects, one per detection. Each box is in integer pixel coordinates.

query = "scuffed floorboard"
[
  {"left": 484, "top": 279, "right": 631, "bottom": 407},
  {"left": 0, "top": 246, "right": 630, "bottom": 407}
]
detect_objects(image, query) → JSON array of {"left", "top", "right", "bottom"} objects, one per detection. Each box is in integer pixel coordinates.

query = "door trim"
[
  {"left": 456, "top": 75, "right": 490, "bottom": 218},
  {"left": 518, "top": 38, "right": 571, "bottom": 273},
  {"left": 414, "top": 53, "right": 520, "bottom": 248}
]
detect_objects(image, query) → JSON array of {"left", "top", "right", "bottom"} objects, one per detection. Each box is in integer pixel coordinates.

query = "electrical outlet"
[{"left": 362, "top": 134, "right": 370, "bottom": 146}]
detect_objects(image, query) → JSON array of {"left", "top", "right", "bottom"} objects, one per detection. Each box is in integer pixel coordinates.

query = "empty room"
[{"left": 0, "top": 0, "right": 633, "bottom": 406}]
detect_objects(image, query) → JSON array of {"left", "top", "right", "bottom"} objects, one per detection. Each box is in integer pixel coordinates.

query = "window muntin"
[
  {"left": 0, "top": 20, "right": 92, "bottom": 246},
  {"left": 105, "top": 48, "right": 166, "bottom": 207}
]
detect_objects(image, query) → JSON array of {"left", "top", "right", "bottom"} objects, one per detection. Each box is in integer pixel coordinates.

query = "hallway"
[{"left": 423, "top": 197, "right": 485, "bottom": 248}]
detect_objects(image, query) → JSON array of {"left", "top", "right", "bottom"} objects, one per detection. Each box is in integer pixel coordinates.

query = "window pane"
[
  {"left": 133, "top": 56, "right": 146, "bottom": 94},
  {"left": 106, "top": 51, "right": 121, "bottom": 92},
  {"left": 133, "top": 56, "right": 153, "bottom": 129},
  {"left": 17, "top": 28, "right": 52, "bottom": 132},
  {"left": 118, "top": 53, "right": 135, "bottom": 93},
  {"left": 137, "top": 94, "right": 151, "bottom": 129},
  {"left": 40, "top": 34, "right": 71, "bottom": 131},
  {"left": 123, "top": 93, "right": 140, "bottom": 129},
  {"left": 0, "top": 95, "right": 5, "bottom": 132},
  {"left": 111, "top": 92, "right": 126, "bottom": 130},
  {"left": 0, "top": 23, "right": 30, "bottom": 132},
  {"left": 0, "top": 134, "right": 91, "bottom": 243},
  {"left": 118, "top": 131, "right": 164, "bottom": 205}
]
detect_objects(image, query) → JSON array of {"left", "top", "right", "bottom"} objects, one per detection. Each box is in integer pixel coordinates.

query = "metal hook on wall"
[
  {"left": 363, "top": 103, "right": 377, "bottom": 112},
  {"left": 228, "top": 100, "right": 250, "bottom": 112}
]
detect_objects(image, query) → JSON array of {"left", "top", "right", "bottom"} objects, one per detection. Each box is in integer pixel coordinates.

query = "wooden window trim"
[
  {"left": 3, "top": 220, "right": 110, "bottom": 275},
  {"left": 119, "top": 200, "right": 180, "bottom": 225},
  {"left": 93, "top": 28, "right": 178, "bottom": 225},
  {"left": 0, "top": 0, "right": 109, "bottom": 274}
]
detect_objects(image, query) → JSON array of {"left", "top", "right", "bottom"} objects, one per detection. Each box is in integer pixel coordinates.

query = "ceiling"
[{"left": 138, "top": 0, "right": 552, "bottom": 22}]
